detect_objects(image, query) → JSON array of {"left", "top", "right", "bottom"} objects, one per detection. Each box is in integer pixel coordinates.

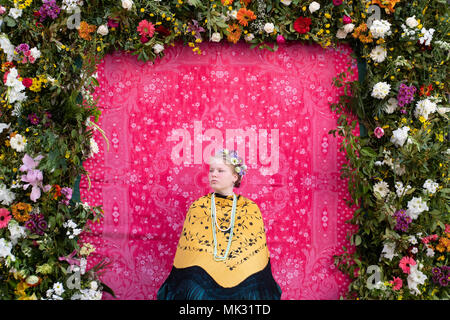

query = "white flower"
[
  {"left": 371, "top": 82, "right": 390, "bottom": 99},
  {"left": 97, "top": 24, "right": 109, "bottom": 36},
  {"left": 0, "top": 238, "right": 15, "bottom": 263},
  {"left": 426, "top": 247, "right": 435, "bottom": 257},
  {"left": 0, "top": 122, "right": 10, "bottom": 134},
  {"left": 369, "top": 46, "right": 387, "bottom": 63},
  {"left": 343, "top": 23, "right": 355, "bottom": 33},
  {"left": 405, "top": 16, "right": 419, "bottom": 28},
  {"left": 308, "top": 1, "right": 320, "bottom": 13},
  {"left": 336, "top": 28, "right": 347, "bottom": 39},
  {"left": 383, "top": 97, "right": 398, "bottom": 114},
  {"left": 244, "top": 33, "right": 254, "bottom": 42},
  {"left": 8, "top": 220, "right": 26, "bottom": 245},
  {"left": 423, "top": 179, "right": 439, "bottom": 194},
  {"left": 390, "top": 126, "right": 410, "bottom": 148},
  {"left": 408, "top": 235, "right": 418, "bottom": 245},
  {"left": 406, "top": 196, "right": 428, "bottom": 220},
  {"left": 395, "top": 181, "right": 412, "bottom": 198},
  {"left": 380, "top": 242, "right": 397, "bottom": 261},
  {"left": 61, "top": 0, "right": 84, "bottom": 11},
  {"left": 153, "top": 43, "right": 164, "bottom": 54},
  {"left": 9, "top": 133, "right": 27, "bottom": 152},
  {"left": 263, "top": 23, "right": 275, "bottom": 34},
  {"left": 407, "top": 264, "right": 427, "bottom": 295},
  {"left": 53, "top": 282, "right": 65, "bottom": 296},
  {"left": 414, "top": 98, "right": 437, "bottom": 120},
  {"left": 8, "top": 8, "right": 22, "bottom": 20},
  {"left": 369, "top": 19, "right": 392, "bottom": 39},
  {"left": 29, "top": 47, "right": 41, "bottom": 60},
  {"left": 121, "top": 0, "right": 133, "bottom": 10},
  {"left": 411, "top": 247, "right": 418, "bottom": 254},
  {"left": 373, "top": 180, "right": 390, "bottom": 198},
  {"left": 437, "top": 107, "right": 450, "bottom": 116},
  {"left": 210, "top": 32, "right": 221, "bottom": 42},
  {"left": 419, "top": 27, "right": 435, "bottom": 46},
  {"left": 0, "top": 34, "right": 15, "bottom": 62},
  {"left": 0, "top": 183, "right": 15, "bottom": 205},
  {"left": 280, "top": 0, "right": 292, "bottom": 5},
  {"left": 88, "top": 137, "right": 99, "bottom": 158},
  {"left": 90, "top": 281, "right": 98, "bottom": 291}
]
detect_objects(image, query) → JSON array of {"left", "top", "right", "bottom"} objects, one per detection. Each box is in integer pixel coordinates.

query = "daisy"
[
  {"left": 399, "top": 256, "right": 416, "bottom": 274},
  {"left": 236, "top": 8, "right": 256, "bottom": 27},
  {"left": 137, "top": 20, "right": 155, "bottom": 38},
  {"left": 10, "top": 133, "right": 27, "bottom": 152},
  {"left": 373, "top": 180, "right": 390, "bottom": 198},
  {"left": 226, "top": 23, "right": 242, "bottom": 44}
]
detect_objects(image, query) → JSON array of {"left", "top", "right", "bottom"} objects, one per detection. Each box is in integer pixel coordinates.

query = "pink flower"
[
  {"left": 137, "top": 20, "right": 155, "bottom": 38},
  {"left": 0, "top": 208, "right": 11, "bottom": 229},
  {"left": 374, "top": 127, "right": 384, "bottom": 138},
  {"left": 343, "top": 15, "right": 352, "bottom": 24},
  {"left": 445, "top": 224, "right": 450, "bottom": 233},
  {"left": 399, "top": 256, "right": 416, "bottom": 274},
  {"left": 390, "top": 277, "right": 403, "bottom": 291},
  {"left": 276, "top": 35, "right": 286, "bottom": 44},
  {"left": 333, "top": 0, "right": 343, "bottom": 5}
]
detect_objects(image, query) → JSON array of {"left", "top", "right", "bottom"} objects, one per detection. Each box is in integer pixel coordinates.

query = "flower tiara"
[{"left": 215, "top": 148, "right": 247, "bottom": 177}]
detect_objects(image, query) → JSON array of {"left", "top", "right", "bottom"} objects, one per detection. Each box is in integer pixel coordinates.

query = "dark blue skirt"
[{"left": 157, "top": 259, "right": 282, "bottom": 300}]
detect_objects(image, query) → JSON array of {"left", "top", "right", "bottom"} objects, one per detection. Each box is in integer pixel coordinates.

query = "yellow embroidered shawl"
[{"left": 173, "top": 192, "right": 270, "bottom": 288}]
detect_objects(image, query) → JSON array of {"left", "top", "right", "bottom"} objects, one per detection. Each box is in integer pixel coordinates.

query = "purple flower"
[
  {"left": 333, "top": 0, "right": 343, "bottom": 5},
  {"left": 432, "top": 267, "right": 442, "bottom": 276},
  {"left": 394, "top": 209, "right": 412, "bottom": 232},
  {"left": 187, "top": 19, "right": 205, "bottom": 40},
  {"left": 19, "top": 154, "right": 52, "bottom": 202},
  {"left": 38, "top": 0, "right": 61, "bottom": 22},
  {"left": 25, "top": 219, "right": 36, "bottom": 232},
  {"left": 16, "top": 43, "right": 30, "bottom": 53},
  {"left": 439, "top": 276, "right": 448, "bottom": 287},
  {"left": 28, "top": 113, "right": 40, "bottom": 125},
  {"left": 397, "top": 83, "right": 417, "bottom": 108}
]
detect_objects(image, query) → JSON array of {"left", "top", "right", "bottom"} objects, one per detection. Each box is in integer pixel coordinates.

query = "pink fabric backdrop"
[{"left": 79, "top": 41, "right": 360, "bottom": 300}]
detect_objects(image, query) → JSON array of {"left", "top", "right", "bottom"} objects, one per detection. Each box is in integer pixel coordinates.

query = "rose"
[
  {"left": 276, "top": 35, "right": 285, "bottom": 44},
  {"left": 97, "top": 24, "right": 109, "bottom": 36},
  {"left": 153, "top": 43, "right": 164, "bottom": 54},
  {"left": 293, "top": 17, "right": 311, "bottom": 34},
  {"left": 343, "top": 15, "right": 352, "bottom": 24},
  {"left": 211, "top": 32, "right": 221, "bottom": 42},
  {"left": 308, "top": 1, "right": 320, "bottom": 13},
  {"left": 263, "top": 22, "right": 274, "bottom": 34},
  {"left": 121, "top": 0, "right": 133, "bottom": 10},
  {"left": 374, "top": 127, "right": 384, "bottom": 138}
]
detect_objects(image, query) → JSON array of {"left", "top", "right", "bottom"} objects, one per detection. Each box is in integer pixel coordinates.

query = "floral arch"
[{"left": 0, "top": 0, "right": 448, "bottom": 300}]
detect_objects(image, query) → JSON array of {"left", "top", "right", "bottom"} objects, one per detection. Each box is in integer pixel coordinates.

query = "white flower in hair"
[{"left": 230, "top": 157, "right": 239, "bottom": 165}]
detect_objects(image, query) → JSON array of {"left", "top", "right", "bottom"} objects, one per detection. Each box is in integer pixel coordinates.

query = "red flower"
[
  {"left": 22, "top": 78, "right": 33, "bottom": 88},
  {"left": 155, "top": 25, "right": 171, "bottom": 37},
  {"left": 137, "top": 20, "right": 155, "bottom": 37},
  {"left": 140, "top": 35, "right": 149, "bottom": 44},
  {"left": 294, "top": 17, "right": 311, "bottom": 34}
]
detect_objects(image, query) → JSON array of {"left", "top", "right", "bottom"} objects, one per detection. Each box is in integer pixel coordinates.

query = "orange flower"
[
  {"left": 11, "top": 202, "right": 32, "bottom": 222},
  {"left": 221, "top": 0, "right": 234, "bottom": 5},
  {"left": 226, "top": 24, "right": 242, "bottom": 44},
  {"left": 51, "top": 184, "right": 62, "bottom": 200},
  {"left": 236, "top": 8, "right": 256, "bottom": 27},
  {"left": 371, "top": 0, "right": 401, "bottom": 13},
  {"left": 78, "top": 21, "right": 97, "bottom": 41},
  {"left": 352, "top": 23, "right": 373, "bottom": 44},
  {"left": 240, "top": 0, "right": 252, "bottom": 6}
]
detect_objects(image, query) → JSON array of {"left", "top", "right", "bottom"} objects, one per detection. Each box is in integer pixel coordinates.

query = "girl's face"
[{"left": 209, "top": 158, "right": 238, "bottom": 194}]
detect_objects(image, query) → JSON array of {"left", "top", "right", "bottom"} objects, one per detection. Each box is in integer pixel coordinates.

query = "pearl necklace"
[{"left": 211, "top": 192, "right": 237, "bottom": 261}]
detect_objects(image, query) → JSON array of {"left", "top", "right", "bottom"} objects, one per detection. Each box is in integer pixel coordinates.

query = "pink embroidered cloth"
[{"left": 79, "top": 41, "right": 359, "bottom": 300}]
